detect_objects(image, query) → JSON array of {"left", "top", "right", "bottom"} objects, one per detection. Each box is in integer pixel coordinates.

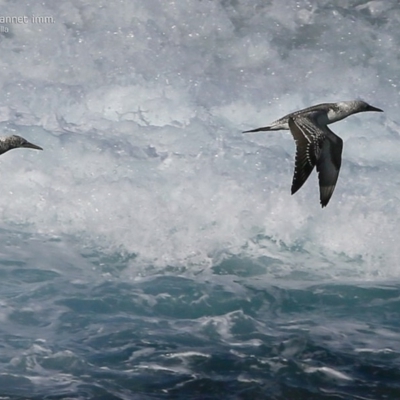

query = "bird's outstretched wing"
[
  {"left": 288, "top": 115, "right": 325, "bottom": 196},
  {"left": 288, "top": 116, "right": 343, "bottom": 207},
  {"left": 316, "top": 127, "right": 343, "bottom": 207}
]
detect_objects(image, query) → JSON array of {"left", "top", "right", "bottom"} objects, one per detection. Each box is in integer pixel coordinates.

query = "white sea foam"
[
  {"left": 304, "top": 366, "right": 353, "bottom": 381},
  {"left": 0, "top": 0, "right": 398, "bottom": 279}
]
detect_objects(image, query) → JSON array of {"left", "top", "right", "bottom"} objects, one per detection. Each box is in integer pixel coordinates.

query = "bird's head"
[
  {"left": 0, "top": 135, "right": 43, "bottom": 155},
  {"left": 351, "top": 100, "right": 383, "bottom": 113}
]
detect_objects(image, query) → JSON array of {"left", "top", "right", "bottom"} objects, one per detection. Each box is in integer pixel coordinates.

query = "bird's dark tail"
[{"left": 242, "top": 126, "right": 274, "bottom": 133}]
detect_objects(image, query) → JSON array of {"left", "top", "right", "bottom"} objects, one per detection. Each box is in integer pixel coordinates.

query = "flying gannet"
[{"left": 244, "top": 100, "right": 383, "bottom": 207}]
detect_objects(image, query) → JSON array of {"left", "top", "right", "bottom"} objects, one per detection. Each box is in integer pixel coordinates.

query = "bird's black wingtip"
[{"left": 320, "top": 199, "right": 330, "bottom": 208}]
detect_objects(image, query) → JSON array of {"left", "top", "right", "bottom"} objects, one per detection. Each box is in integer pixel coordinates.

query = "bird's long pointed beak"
[
  {"left": 366, "top": 105, "right": 383, "bottom": 112},
  {"left": 22, "top": 141, "right": 43, "bottom": 150}
]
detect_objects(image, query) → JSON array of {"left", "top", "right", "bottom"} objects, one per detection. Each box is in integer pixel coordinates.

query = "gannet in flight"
[{"left": 244, "top": 100, "right": 383, "bottom": 207}]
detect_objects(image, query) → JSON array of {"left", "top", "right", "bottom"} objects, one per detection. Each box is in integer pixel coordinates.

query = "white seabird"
[
  {"left": 244, "top": 100, "right": 383, "bottom": 207},
  {"left": 0, "top": 135, "right": 43, "bottom": 155}
]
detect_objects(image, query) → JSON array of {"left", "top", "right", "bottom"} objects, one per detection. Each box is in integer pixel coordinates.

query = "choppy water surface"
[{"left": 0, "top": 235, "right": 398, "bottom": 399}]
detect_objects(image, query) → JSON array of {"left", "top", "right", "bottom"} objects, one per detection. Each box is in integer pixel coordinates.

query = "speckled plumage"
[
  {"left": 244, "top": 100, "right": 383, "bottom": 207},
  {"left": 0, "top": 135, "right": 43, "bottom": 155}
]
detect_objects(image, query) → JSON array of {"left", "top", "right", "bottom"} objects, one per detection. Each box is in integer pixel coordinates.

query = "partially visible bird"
[
  {"left": 243, "top": 100, "right": 383, "bottom": 207},
  {"left": 0, "top": 135, "right": 43, "bottom": 155}
]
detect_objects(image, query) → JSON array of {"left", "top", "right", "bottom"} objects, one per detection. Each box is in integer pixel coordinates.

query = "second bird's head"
[{"left": 0, "top": 135, "right": 43, "bottom": 155}]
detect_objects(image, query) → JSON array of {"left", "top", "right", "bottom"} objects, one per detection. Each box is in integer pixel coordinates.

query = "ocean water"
[{"left": 0, "top": 0, "right": 399, "bottom": 399}]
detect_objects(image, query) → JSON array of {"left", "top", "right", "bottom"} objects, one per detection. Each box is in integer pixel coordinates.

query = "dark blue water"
[{"left": 0, "top": 245, "right": 399, "bottom": 400}]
